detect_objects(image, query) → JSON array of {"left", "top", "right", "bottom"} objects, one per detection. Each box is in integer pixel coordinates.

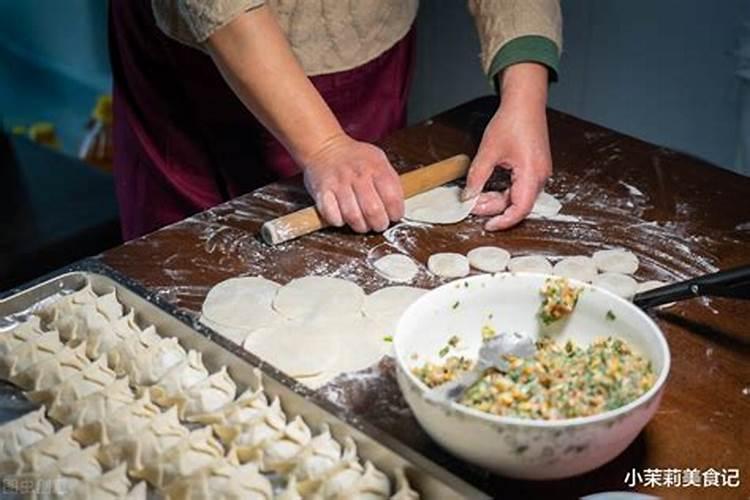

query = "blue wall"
[
  {"left": 408, "top": 0, "right": 747, "bottom": 174},
  {"left": 0, "top": 0, "right": 110, "bottom": 153},
  {"left": 1, "top": 1, "right": 746, "bottom": 174}
]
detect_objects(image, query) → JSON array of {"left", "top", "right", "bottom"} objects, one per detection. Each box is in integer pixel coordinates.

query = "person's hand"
[
  {"left": 302, "top": 134, "right": 404, "bottom": 233},
  {"left": 462, "top": 63, "right": 552, "bottom": 231}
]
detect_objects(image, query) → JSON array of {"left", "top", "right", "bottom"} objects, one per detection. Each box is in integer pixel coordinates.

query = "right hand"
[{"left": 302, "top": 134, "right": 404, "bottom": 233}]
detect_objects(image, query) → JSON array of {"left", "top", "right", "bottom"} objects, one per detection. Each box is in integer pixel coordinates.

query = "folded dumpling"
[
  {"left": 123, "top": 336, "right": 186, "bottom": 386},
  {"left": 261, "top": 416, "right": 312, "bottom": 473},
  {"left": 75, "top": 391, "right": 161, "bottom": 447},
  {"left": 98, "top": 406, "right": 188, "bottom": 471},
  {"left": 189, "top": 381, "right": 271, "bottom": 426},
  {"left": 0, "top": 315, "right": 45, "bottom": 360},
  {"left": 176, "top": 366, "right": 236, "bottom": 419},
  {"left": 53, "top": 376, "right": 134, "bottom": 428},
  {"left": 390, "top": 468, "right": 419, "bottom": 500},
  {"left": 1, "top": 426, "right": 80, "bottom": 477},
  {"left": 277, "top": 476, "right": 303, "bottom": 500},
  {"left": 289, "top": 424, "right": 343, "bottom": 483},
  {"left": 150, "top": 350, "right": 208, "bottom": 407},
  {"left": 132, "top": 426, "right": 225, "bottom": 489},
  {"left": 27, "top": 356, "right": 116, "bottom": 412},
  {"left": 38, "top": 281, "right": 98, "bottom": 322},
  {"left": 163, "top": 457, "right": 273, "bottom": 500},
  {"left": 67, "top": 462, "right": 133, "bottom": 499},
  {"left": 213, "top": 397, "right": 287, "bottom": 456},
  {"left": 339, "top": 461, "right": 391, "bottom": 499},
  {"left": 0, "top": 407, "right": 55, "bottom": 465},
  {"left": 295, "top": 437, "right": 362, "bottom": 498},
  {"left": 107, "top": 325, "right": 161, "bottom": 376},
  {"left": 11, "top": 343, "right": 90, "bottom": 391},
  {"left": 27, "top": 444, "right": 102, "bottom": 499},
  {"left": 2, "top": 330, "right": 64, "bottom": 380}
]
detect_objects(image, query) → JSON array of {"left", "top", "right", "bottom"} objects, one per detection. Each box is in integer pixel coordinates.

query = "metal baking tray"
[{"left": 0, "top": 261, "right": 489, "bottom": 500}]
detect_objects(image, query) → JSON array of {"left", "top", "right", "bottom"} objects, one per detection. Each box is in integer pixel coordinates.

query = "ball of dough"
[
  {"left": 553, "top": 256, "right": 598, "bottom": 283},
  {"left": 592, "top": 272, "right": 638, "bottom": 299},
  {"left": 273, "top": 277, "right": 365, "bottom": 320},
  {"left": 467, "top": 246, "right": 511, "bottom": 272},
  {"left": 427, "top": 253, "right": 470, "bottom": 279},
  {"left": 507, "top": 255, "right": 553, "bottom": 274},
  {"left": 592, "top": 249, "right": 639, "bottom": 274},
  {"left": 404, "top": 186, "right": 477, "bottom": 224},
  {"left": 372, "top": 254, "right": 418, "bottom": 283}
]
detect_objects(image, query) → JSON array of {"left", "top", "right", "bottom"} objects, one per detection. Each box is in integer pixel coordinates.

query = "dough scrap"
[
  {"left": 404, "top": 186, "right": 477, "bottom": 224},
  {"left": 202, "top": 277, "right": 282, "bottom": 331},
  {"left": 553, "top": 256, "right": 598, "bottom": 283},
  {"left": 592, "top": 249, "right": 640, "bottom": 274},
  {"left": 273, "top": 277, "right": 365, "bottom": 321},
  {"left": 427, "top": 253, "right": 470, "bottom": 279},
  {"left": 243, "top": 321, "right": 340, "bottom": 377},
  {"left": 467, "top": 246, "right": 511, "bottom": 272},
  {"left": 531, "top": 191, "right": 562, "bottom": 217},
  {"left": 592, "top": 272, "right": 638, "bottom": 299},
  {"left": 373, "top": 254, "right": 418, "bottom": 283},
  {"left": 507, "top": 255, "right": 553, "bottom": 274}
]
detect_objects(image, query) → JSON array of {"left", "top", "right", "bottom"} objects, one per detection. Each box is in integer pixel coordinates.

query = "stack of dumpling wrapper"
[{"left": 0, "top": 281, "right": 419, "bottom": 499}]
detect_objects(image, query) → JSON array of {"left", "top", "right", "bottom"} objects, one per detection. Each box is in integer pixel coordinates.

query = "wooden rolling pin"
[{"left": 261, "top": 153, "right": 470, "bottom": 245}]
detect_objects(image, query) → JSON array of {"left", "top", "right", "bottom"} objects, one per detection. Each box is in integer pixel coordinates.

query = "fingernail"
[{"left": 461, "top": 188, "right": 477, "bottom": 201}]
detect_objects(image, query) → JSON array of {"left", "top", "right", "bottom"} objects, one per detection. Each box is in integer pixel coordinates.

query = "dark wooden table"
[{"left": 100, "top": 97, "right": 750, "bottom": 499}]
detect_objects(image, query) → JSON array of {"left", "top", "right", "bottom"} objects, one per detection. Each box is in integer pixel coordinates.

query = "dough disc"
[
  {"left": 404, "top": 186, "right": 477, "bottom": 224},
  {"left": 507, "top": 255, "right": 553, "bottom": 274},
  {"left": 427, "top": 253, "right": 470, "bottom": 278},
  {"left": 592, "top": 249, "right": 640, "bottom": 274},
  {"left": 202, "top": 277, "right": 282, "bottom": 331},
  {"left": 531, "top": 191, "right": 562, "bottom": 217},
  {"left": 292, "top": 317, "right": 391, "bottom": 386},
  {"left": 467, "top": 246, "right": 511, "bottom": 272},
  {"left": 373, "top": 254, "right": 419, "bottom": 283},
  {"left": 243, "top": 321, "right": 340, "bottom": 377},
  {"left": 553, "top": 256, "right": 598, "bottom": 283},
  {"left": 592, "top": 272, "right": 638, "bottom": 299},
  {"left": 363, "top": 286, "right": 427, "bottom": 330},
  {"left": 273, "top": 276, "right": 365, "bottom": 320},
  {"left": 198, "top": 315, "right": 254, "bottom": 344}
]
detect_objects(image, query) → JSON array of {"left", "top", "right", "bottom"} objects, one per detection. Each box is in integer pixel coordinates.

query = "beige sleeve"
[
  {"left": 151, "top": 0, "right": 265, "bottom": 48},
  {"left": 468, "top": 0, "right": 562, "bottom": 74}
]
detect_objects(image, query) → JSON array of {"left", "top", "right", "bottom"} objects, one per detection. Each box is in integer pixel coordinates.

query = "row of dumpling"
[
  {"left": 0, "top": 281, "right": 418, "bottom": 499},
  {"left": 0, "top": 407, "right": 145, "bottom": 498}
]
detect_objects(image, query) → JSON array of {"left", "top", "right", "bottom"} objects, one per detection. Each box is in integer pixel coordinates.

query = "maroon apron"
[{"left": 109, "top": 0, "right": 416, "bottom": 240}]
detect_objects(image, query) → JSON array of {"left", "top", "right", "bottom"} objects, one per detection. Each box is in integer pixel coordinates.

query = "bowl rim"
[{"left": 394, "top": 271, "right": 672, "bottom": 428}]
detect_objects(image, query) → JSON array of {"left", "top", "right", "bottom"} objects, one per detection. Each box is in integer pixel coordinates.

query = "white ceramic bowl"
[{"left": 394, "top": 273, "right": 670, "bottom": 480}]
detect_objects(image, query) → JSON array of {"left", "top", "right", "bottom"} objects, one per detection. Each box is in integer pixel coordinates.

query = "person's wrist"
[
  {"left": 294, "top": 128, "right": 350, "bottom": 169},
  {"left": 497, "top": 62, "right": 548, "bottom": 114}
]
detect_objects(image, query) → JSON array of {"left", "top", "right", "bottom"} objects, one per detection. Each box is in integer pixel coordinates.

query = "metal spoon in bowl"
[{"left": 424, "top": 331, "right": 537, "bottom": 405}]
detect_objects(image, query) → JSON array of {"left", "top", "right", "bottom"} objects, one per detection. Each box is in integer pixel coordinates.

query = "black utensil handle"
[{"left": 632, "top": 265, "right": 750, "bottom": 309}]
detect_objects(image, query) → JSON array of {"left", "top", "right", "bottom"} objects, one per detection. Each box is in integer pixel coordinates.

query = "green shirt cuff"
[{"left": 487, "top": 35, "right": 560, "bottom": 87}]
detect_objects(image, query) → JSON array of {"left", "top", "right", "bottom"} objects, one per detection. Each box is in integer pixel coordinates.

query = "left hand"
[{"left": 462, "top": 63, "right": 552, "bottom": 231}]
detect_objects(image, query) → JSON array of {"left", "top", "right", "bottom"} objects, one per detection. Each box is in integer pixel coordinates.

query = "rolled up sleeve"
[
  {"left": 468, "top": 0, "right": 562, "bottom": 82},
  {"left": 151, "top": 0, "right": 266, "bottom": 48}
]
